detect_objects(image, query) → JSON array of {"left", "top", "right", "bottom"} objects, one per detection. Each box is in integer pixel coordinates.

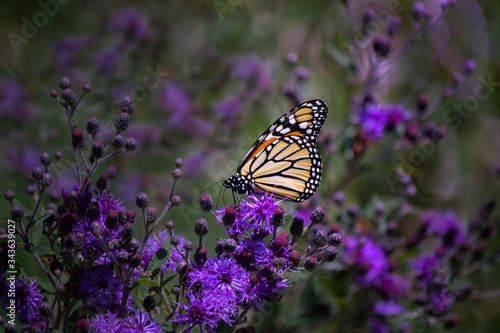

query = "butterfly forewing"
[
  {"left": 237, "top": 100, "right": 328, "bottom": 170},
  {"left": 226, "top": 99, "right": 328, "bottom": 202}
]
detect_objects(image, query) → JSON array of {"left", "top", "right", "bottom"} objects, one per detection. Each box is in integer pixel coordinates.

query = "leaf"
[
  {"left": 26, "top": 211, "right": 54, "bottom": 231},
  {"left": 131, "top": 278, "right": 160, "bottom": 290},
  {"left": 29, "top": 245, "right": 55, "bottom": 255},
  {"left": 146, "top": 238, "right": 173, "bottom": 276},
  {"left": 28, "top": 217, "right": 43, "bottom": 246}
]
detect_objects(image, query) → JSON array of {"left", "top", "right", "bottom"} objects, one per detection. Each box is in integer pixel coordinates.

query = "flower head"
[{"left": 15, "top": 277, "right": 45, "bottom": 324}]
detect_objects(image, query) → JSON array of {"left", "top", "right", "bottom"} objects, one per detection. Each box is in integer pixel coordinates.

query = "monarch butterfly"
[{"left": 223, "top": 99, "right": 328, "bottom": 202}]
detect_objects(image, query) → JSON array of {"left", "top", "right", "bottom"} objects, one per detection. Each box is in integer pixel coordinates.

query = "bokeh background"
[{"left": 1, "top": 0, "right": 500, "bottom": 331}]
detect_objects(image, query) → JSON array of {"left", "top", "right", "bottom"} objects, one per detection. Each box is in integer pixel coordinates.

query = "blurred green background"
[{"left": 1, "top": 0, "right": 500, "bottom": 331}]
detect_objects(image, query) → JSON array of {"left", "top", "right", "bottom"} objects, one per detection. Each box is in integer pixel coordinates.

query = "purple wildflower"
[
  {"left": 78, "top": 265, "right": 130, "bottom": 312},
  {"left": 423, "top": 210, "right": 466, "bottom": 246},
  {"left": 213, "top": 96, "right": 243, "bottom": 127},
  {"left": 54, "top": 36, "right": 95, "bottom": 72},
  {"left": 109, "top": 7, "right": 148, "bottom": 41},
  {"left": 379, "top": 273, "right": 411, "bottom": 298},
  {"left": 373, "top": 299, "right": 403, "bottom": 316},
  {"left": 16, "top": 277, "right": 44, "bottom": 324},
  {"left": 357, "top": 104, "right": 410, "bottom": 141},
  {"left": 229, "top": 54, "right": 271, "bottom": 91},
  {"left": 174, "top": 291, "right": 233, "bottom": 333},
  {"left": 410, "top": 253, "right": 440, "bottom": 284},
  {"left": 0, "top": 80, "right": 38, "bottom": 120},
  {"left": 92, "top": 48, "right": 120, "bottom": 75},
  {"left": 89, "top": 311, "right": 123, "bottom": 333},
  {"left": 159, "top": 81, "right": 192, "bottom": 126},
  {"left": 217, "top": 193, "right": 281, "bottom": 236},
  {"left": 122, "top": 309, "right": 162, "bottom": 333},
  {"left": 430, "top": 288, "right": 454, "bottom": 317},
  {"left": 235, "top": 238, "right": 272, "bottom": 269},
  {"left": 342, "top": 235, "right": 389, "bottom": 287}
]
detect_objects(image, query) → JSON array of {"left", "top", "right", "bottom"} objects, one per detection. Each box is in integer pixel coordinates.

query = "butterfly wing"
[
  {"left": 237, "top": 99, "right": 328, "bottom": 171},
  {"left": 236, "top": 99, "right": 328, "bottom": 202}
]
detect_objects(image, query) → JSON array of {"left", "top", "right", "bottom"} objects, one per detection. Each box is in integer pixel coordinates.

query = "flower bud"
[
  {"left": 199, "top": 193, "right": 214, "bottom": 211},
  {"left": 145, "top": 207, "right": 157, "bottom": 224},
  {"left": 183, "top": 240, "right": 194, "bottom": 251},
  {"left": 91, "top": 221, "right": 104, "bottom": 237},
  {"left": 105, "top": 210, "right": 119, "bottom": 230},
  {"left": 82, "top": 83, "right": 92, "bottom": 93},
  {"left": 170, "top": 195, "right": 182, "bottom": 206},
  {"left": 323, "top": 246, "right": 338, "bottom": 261},
  {"left": 111, "top": 135, "right": 125, "bottom": 149},
  {"left": 136, "top": 192, "right": 149, "bottom": 209},
  {"left": 304, "top": 256, "right": 318, "bottom": 272},
  {"left": 86, "top": 117, "right": 100, "bottom": 135},
  {"left": 290, "top": 216, "right": 304, "bottom": 238},
  {"left": 50, "top": 89, "right": 58, "bottom": 98},
  {"left": 120, "top": 96, "right": 134, "bottom": 113},
  {"left": 125, "top": 239, "right": 140, "bottom": 254},
  {"left": 172, "top": 168, "right": 182, "bottom": 180},
  {"left": 31, "top": 166, "right": 43, "bottom": 181},
  {"left": 224, "top": 238, "right": 237, "bottom": 253},
  {"left": 174, "top": 157, "right": 183, "bottom": 168},
  {"left": 91, "top": 140, "right": 104, "bottom": 159},
  {"left": 61, "top": 88, "right": 77, "bottom": 106},
  {"left": 347, "top": 204, "right": 359, "bottom": 219},
  {"left": 41, "top": 173, "right": 52, "bottom": 188},
  {"left": 328, "top": 232, "right": 342, "bottom": 246},
  {"left": 413, "top": 2, "right": 424, "bottom": 20},
  {"left": 215, "top": 239, "right": 226, "bottom": 255},
  {"left": 417, "top": 94, "right": 430, "bottom": 113},
  {"left": 39, "top": 302, "right": 52, "bottom": 317},
  {"left": 170, "top": 235, "right": 181, "bottom": 246},
  {"left": 4, "top": 190, "right": 15, "bottom": 201},
  {"left": 165, "top": 220, "right": 174, "bottom": 230},
  {"left": 464, "top": 59, "right": 475, "bottom": 74},
  {"left": 40, "top": 152, "right": 52, "bottom": 166},
  {"left": 387, "top": 15, "right": 401, "bottom": 37},
  {"left": 124, "top": 138, "right": 137, "bottom": 151},
  {"left": 194, "top": 246, "right": 208, "bottom": 264},
  {"left": 143, "top": 295, "right": 156, "bottom": 312},
  {"left": 129, "top": 252, "right": 142, "bottom": 267},
  {"left": 26, "top": 185, "right": 36, "bottom": 195},
  {"left": 195, "top": 218, "right": 208, "bottom": 236},
  {"left": 59, "top": 76, "right": 72, "bottom": 89},
  {"left": 313, "top": 229, "right": 328, "bottom": 247},
  {"left": 271, "top": 207, "right": 285, "bottom": 227},
  {"left": 116, "top": 250, "right": 130, "bottom": 264},
  {"left": 59, "top": 212, "right": 75, "bottom": 235},
  {"left": 175, "top": 261, "right": 188, "bottom": 274},
  {"left": 121, "top": 223, "right": 134, "bottom": 241},
  {"left": 311, "top": 206, "right": 326, "bottom": 224},
  {"left": 115, "top": 112, "right": 130, "bottom": 131},
  {"left": 373, "top": 36, "right": 392, "bottom": 57},
  {"left": 95, "top": 173, "right": 109, "bottom": 191},
  {"left": 54, "top": 151, "right": 63, "bottom": 160},
  {"left": 71, "top": 128, "right": 86, "bottom": 149}
]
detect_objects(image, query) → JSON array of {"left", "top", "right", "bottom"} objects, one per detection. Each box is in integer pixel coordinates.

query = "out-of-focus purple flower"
[
  {"left": 430, "top": 288, "right": 454, "bottom": 317},
  {"left": 92, "top": 48, "right": 120, "bottom": 76},
  {"left": 213, "top": 96, "right": 243, "bottom": 127},
  {"left": 421, "top": 210, "right": 466, "bottom": 247},
  {"left": 122, "top": 309, "right": 162, "bottom": 333},
  {"left": 54, "top": 36, "right": 95, "bottom": 72},
  {"left": 78, "top": 265, "right": 130, "bottom": 312},
  {"left": 369, "top": 318, "right": 391, "bottom": 333},
  {"left": 183, "top": 148, "right": 210, "bottom": 179},
  {"left": 379, "top": 273, "right": 410, "bottom": 298},
  {"left": 373, "top": 299, "right": 403, "bottom": 316},
  {"left": 109, "top": 7, "right": 148, "bottom": 41},
  {"left": 15, "top": 277, "right": 44, "bottom": 324},
  {"left": 0, "top": 80, "right": 38, "bottom": 120},
  {"left": 184, "top": 117, "right": 214, "bottom": 138},
  {"left": 126, "top": 125, "right": 159, "bottom": 146},
  {"left": 410, "top": 253, "right": 439, "bottom": 284},
  {"left": 342, "top": 235, "right": 389, "bottom": 287},
  {"left": 159, "top": 81, "right": 192, "bottom": 126},
  {"left": 89, "top": 311, "right": 123, "bottom": 333},
  {"left": 357, "top": 105, "right": 388, "bottom": 141},
  {"left": 356, "top": 104, "right": 410, "bottom": 141},
  {"left": 229, "top": 54, "right": 272, "bottom": 92},
  {"left": 4, "top": 145, "right": 40, "bottom": 173}
]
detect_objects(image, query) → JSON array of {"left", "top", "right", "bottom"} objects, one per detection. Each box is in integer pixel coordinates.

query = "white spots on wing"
[
  {"left": 280, "top": 127, "right": 290, "bottom": 134},
  {"left": 289, "top": 116, "right": 296, "bottom": 125},
  {"left": 299, "top": 122, "right": 308, "bottom": 129}
]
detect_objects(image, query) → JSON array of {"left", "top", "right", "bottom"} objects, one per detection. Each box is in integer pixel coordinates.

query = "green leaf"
[
  {"left": 26, "top": 211, "right": 54, "bottom": 231},
  {"left": 28, "top": 217, "right": 43, "bottom": 246},
  {"left": 131, "top": 278, "right": 160, "bottom": 290},
  {"left": 146, "top": 238, "right": 173, "bottom": 276},
  {"left": 29, "top": 245, "right": 54, "bottom": 255}
]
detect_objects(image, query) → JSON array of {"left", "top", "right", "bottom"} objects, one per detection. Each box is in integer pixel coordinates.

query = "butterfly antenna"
[{"left": 199, "top": 180, "right": 225, "bottom": 198}]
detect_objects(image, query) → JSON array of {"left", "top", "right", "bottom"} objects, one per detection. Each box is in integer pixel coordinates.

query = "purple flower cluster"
[
  {"left": 356, "top": 104, "right": 410, "bottom": 142},
  {"left": 169, "top": 193, "right": 338, "bottom": 331}
]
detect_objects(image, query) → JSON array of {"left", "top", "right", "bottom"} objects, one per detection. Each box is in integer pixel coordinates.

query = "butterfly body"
[{"left": 224, "top": 99, "right": 328, "bottom": 202}]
